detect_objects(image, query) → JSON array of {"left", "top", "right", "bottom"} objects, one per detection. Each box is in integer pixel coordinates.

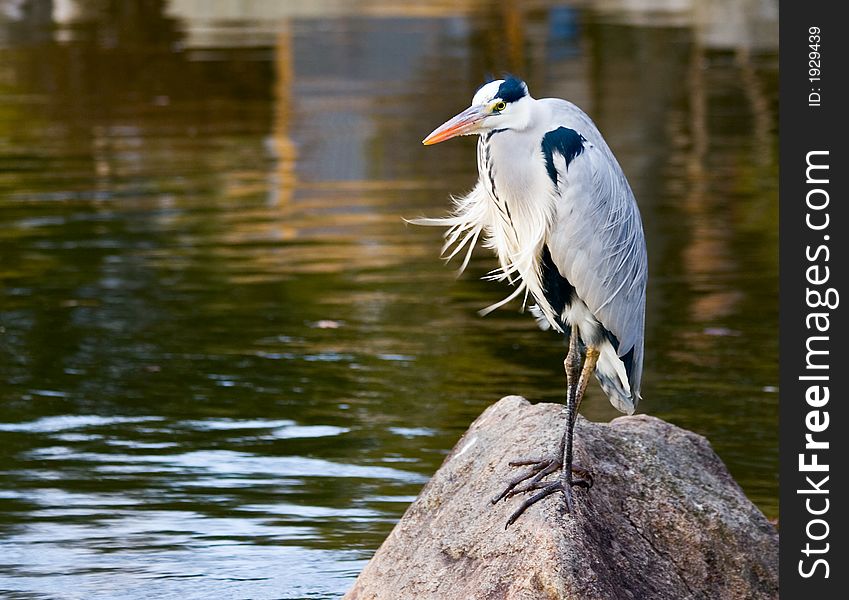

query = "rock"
[{"left": 344, "top": 396, "right": 778, "bottom": 600}]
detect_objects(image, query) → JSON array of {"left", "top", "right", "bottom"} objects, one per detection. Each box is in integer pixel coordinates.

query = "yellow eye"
[{"left": 493, "top": 100, "right": 507, "bottom": 112}]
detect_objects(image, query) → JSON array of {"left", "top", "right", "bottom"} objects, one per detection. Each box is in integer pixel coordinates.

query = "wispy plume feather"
[{"left": 408, "top": 181, "right": 561, "bottom": 331}]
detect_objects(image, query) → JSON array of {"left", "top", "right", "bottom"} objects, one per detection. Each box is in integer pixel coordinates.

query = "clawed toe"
[
  {"left": 505, "top": 480, "right": 571, "bottom": 528},
  {"left": 491, "top": 456, "right": 561, "bottom": 504},
  {"left": 507, "top": 457, "right": 553, "bottom": 467},
  {"left": 503, "top": 470, "right": 591, "bottom": 499}
]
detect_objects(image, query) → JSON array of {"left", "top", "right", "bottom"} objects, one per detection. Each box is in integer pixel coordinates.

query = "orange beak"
[{"left": 422, "top": 105, "right": 489, "bottom": 145}]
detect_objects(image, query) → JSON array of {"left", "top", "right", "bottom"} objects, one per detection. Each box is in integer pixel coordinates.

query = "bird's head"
[{"left": 422, "top": 77, "right": 533, "bottom": 145}]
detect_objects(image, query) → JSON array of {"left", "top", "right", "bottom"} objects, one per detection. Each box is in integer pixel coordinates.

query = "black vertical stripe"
[{"left": 540, "top": 245, "right": 575, "bottom": 326}]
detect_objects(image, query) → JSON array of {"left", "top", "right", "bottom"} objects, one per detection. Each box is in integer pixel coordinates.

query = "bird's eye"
[{"left": 493, "top": 101, "right": 507, "bottom": 112}]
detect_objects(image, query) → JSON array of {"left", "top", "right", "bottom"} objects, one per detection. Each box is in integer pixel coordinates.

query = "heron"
[{"left": 414, "top": 77, "right": 647, "bottom": 527}]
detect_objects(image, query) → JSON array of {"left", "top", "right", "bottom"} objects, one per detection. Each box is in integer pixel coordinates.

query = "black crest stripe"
[{"left": 496, "top": 77, "right": 527, "bottom": 103}]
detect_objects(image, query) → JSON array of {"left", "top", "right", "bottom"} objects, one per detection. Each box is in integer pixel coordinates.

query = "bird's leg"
[
  {"left": 500, "top": 345, "right": 600, "bottom": 527},
  {"left": 490, "top": 329, "right": 581, "bottom": 505},
  {"left": 570, "top": 349, "right": 599, "bottom": 486},
  {"left": 561, "top": 338, "right": 599, "bottom": 490},
  {"left": 560, "top": 345, "right": 599, "bottom": 508},
  {"left": 495, "top": 333, "right": 601, "bottom": 529},
  {"left": 517, "top": 329, "right": 594, "bottom": 512},
  {"left": 564, "top": 343, "right": 594, "bottom": 487}
]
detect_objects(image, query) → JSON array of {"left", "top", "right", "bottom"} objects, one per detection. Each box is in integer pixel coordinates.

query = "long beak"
[{"left": 422, "top": 105, "right": 488, "bottom": 145}]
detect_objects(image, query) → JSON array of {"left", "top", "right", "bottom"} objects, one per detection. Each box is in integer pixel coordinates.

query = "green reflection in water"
[{"left": 0, "top": 2, "right": 777, "bottom": 598}]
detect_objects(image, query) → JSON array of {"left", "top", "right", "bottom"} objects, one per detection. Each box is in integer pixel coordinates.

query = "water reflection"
[{"left": 1, "top": 1, "right": 777, "bottom": 598}]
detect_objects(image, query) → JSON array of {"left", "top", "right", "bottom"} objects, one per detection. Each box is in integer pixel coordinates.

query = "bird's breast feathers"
[
  {"left": 473, "top": 131, "right": 564, "bottom": 326},
  {"left": 477, "top": 127, "right": 604, "bottom": 328}
]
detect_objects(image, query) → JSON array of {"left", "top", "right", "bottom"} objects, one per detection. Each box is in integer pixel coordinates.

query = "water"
[{"left": 0, "top": 1, "right": 778, "bottom": 598}]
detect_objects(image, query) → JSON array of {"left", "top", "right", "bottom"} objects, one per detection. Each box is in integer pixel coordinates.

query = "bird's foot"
[
  {"left": 501, "top": 470, "right": 590, "bottom": 528},
  {"left": 491, "top": 456, "right": 593, "bottom": 504},
  {"left": 490, "top": 455, "right": 561, "bottom": 504},
  {"left": 491, "top": 455, "right": 593, "bottom": 524}
]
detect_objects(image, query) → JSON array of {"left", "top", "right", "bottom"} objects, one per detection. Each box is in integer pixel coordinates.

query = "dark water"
[{"left": 0, "top": 1, "right": 778, "bottom": 598}]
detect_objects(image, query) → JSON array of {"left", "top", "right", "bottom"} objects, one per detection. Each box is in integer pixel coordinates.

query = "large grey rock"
[{"left": 344, "top": 396, "right": 778, "bottom": 600}]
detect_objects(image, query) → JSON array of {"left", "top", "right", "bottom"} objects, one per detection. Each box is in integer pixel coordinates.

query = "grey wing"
[{"left": 542, "top": 99, "right": 648, "bottom": 398}]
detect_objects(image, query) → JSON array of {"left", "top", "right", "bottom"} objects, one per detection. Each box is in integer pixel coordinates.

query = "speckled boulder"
[{"left": 344, "top": 395, "right": 778, "bottom": 600}]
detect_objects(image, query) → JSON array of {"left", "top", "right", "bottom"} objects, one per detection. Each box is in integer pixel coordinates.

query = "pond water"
[{"left": 0, "top": 1, "right": 777, "bottom": 598}]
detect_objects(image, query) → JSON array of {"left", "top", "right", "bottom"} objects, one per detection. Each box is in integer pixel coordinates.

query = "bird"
[{"left": 413, "top": 77, "right": 647, "bottom": 527}]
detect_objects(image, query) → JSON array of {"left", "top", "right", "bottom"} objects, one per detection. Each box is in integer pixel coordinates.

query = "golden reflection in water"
[
  {"left": 681, "top": 36, "right": 738, "bottom": 326},
  {"left": 502, "top": 0, "right": 526, "bottom": 73},
  {"left": 272, "top": 22, "right": 297, "bottom": 209},
  {"left": 681, "top": 38, "right": 775, "bottom": 331}
]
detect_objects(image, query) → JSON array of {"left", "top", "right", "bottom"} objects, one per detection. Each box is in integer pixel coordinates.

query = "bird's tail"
[{"left": 594, "top": 340, "right": 639, "bottom": 415}]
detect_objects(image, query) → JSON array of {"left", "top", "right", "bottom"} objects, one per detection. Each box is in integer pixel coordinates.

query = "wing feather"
[{"left": 541, "top": 99, "right": 648, "bottom": 398}]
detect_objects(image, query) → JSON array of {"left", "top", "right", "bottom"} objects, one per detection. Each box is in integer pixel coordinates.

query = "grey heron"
[{"left": 414, "top": 77, "right": 647, "bottom": 526}]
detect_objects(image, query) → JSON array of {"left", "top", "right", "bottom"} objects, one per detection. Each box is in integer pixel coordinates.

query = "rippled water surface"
[{"left": 1, "top": 1, "right": 777, "bottom": 598}]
